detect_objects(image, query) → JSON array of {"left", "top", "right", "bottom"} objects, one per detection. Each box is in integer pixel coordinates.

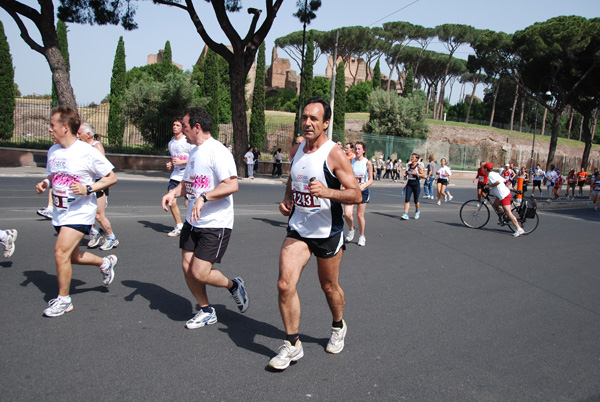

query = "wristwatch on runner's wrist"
[
  {"left": 86, "top": 185, "right": 93, "bottom": 195},
  {"left": 200, "top": 192, "right": 208, "bottom": 203}
]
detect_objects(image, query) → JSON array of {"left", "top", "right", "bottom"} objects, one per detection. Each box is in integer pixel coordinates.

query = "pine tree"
[
  {"left": 51, "top": 20, "right": 70, "bottom": 106},
  {"left": 162, "top": 40, "right": 173, "bottom": 77},
  {"left": 294, "top": 32, "right": 315, "bottom": 136},
  {"left": 249, "top": 42, "right": 266, "bottom": 149},
  {"left": 333, "top": 61, "right": 346, "bottom": 142},
  {"left": 0, "top": 21, "right": 15, "bottom": 140},
  {"left": 373, "top": 59, "right": 381, "bottom": 90},
  {"left": 107, "top": 36, "right": 126, "bottom": 145},
  {"left": 203, "top": 49, "right": 220, "bottom": 137}
]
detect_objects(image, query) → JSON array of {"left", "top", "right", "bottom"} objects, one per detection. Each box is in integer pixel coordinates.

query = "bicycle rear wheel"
[
  {"left": 460, "top": 200, "right": 490, "bottom": 229},
  {"left": 507, "top": 208, "right": 539, "bottom": 234}
]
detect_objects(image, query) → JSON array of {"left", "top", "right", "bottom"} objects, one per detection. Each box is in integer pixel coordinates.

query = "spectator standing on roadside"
[
  {"left": 376, "top": 156, "right": 384, "bottom": 180},
  {"left": 273, "top": 148, "right": 283, "bottom": 177},
  {"left": 518, "top": 167, "right": 529, "bottom": 194},
  {"left": 244, "top": 146, "right": 255, "bottom": 179},
  {"left": 253, "top": 146, "right": 261, "bottom": 175},
  {"left": 545, "top": 164, "right": 557, "bottom": 200}
]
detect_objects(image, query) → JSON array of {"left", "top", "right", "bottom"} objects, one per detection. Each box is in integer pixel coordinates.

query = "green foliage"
[
  {"left": 107, "top": 36, "right": 126, "bottom": 145},
  {"left": 312, "top": 76, "right": 331, "bottom": 99},
  {"left": 373, "top": 59, "right": 381, "bottom": 89},
  {"left": 403, "top": 69, "right": 414, "bottom": 97},
  {"left": 365, "top": 89, "right": 428, "bottom": 138},
  {"left": 301, "top": 33, "right": 315, "bottom": 101},
  {"left": 123, "top": 72, "right": 196, "bottom": 149},
  {"left": 447, "top": 99, "right": 489, "bottom": 122},
  {"left": 346, "top": 81, "right": 372, "bottom": 112},
  {"left": 0, "top": 21, "right": 15, "bottom": 140},
  {"left": 265, "top": 89, "right": 297, "bottom": 112},
  {"left": 333, "top": 61, "right": 346, "bottom": 140},
  {"left": 194, "top": 51, "right": 231, "bottom": 125},
  {"left": 52, "top": 20, "right": 70, "bottom": 106},
  {"left": 249, "top": 42, "right": 266, "bottom": 148},
  {"left": 203, "top": 49, "right": 220, "bottom": 137},
  {"left": 162, "top": 40, "right": 172, "bottom": 76}
]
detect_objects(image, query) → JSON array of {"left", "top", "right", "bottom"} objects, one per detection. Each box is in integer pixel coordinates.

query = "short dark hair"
[
  {"left": 304, "top": 97, "right": 331, "bottom": 122},
  {"left": 173, "top": 116, "right": 183, "bottom": 125},
  {"left": 51, "top": 105, "right": 80, "bottom": 135},
  {"left": 184, "top": 107, "right": 212, "bottom": 133}
]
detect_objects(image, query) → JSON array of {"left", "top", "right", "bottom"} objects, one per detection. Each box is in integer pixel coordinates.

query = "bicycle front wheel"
[
  {"left": 460, "top": 200, "right": 490, "bottom": 229},
  {"left": 507, "top": 210, "right": 539, "bottom": 234}
]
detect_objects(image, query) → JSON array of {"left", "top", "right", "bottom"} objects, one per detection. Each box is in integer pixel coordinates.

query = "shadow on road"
[
  {"left": 1, "top": 261, "right": 13, "bottom": 268},
  {"left": 138, "top": 220, "right": 172, "bottom": 234},
  {"left": 21, "top": 270, "right": 107, "bottom": 301},
  {"left": 122, "top": 279, "right": 192, "bottom": 321},
  {"left": 251, "top": 217, "right": 287, "bottom": 228},
  {"left": 212, "top": 303, "right": 328, "bottom": 364}
]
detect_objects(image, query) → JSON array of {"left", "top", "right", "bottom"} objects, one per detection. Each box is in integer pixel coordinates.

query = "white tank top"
[
  {"left": 288, "top": 140, "right": 342, "bottom": 238},
  {"left": 351, "top": 158, "right": 368, "bottom": 184}
]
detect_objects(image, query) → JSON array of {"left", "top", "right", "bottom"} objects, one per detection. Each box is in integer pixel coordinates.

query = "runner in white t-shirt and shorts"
[
  {"left": 166, "top": 117, "right": 193, "bottom": 237},
  {"left": 35, "top": 106, "right": 118, "bottom": 318}
]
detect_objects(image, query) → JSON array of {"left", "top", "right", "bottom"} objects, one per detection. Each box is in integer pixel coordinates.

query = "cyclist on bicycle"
[{"left": 483, "top": 163, "right": 525, "bottom": 237}]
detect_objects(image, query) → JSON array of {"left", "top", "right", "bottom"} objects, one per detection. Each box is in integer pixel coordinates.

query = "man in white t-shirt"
[
  {"left": 483, "top": 163, "right": 524, "bottom": 237},
  {"left": 545, "top": 164, "right": 557, "bottom": 201},
  {"left": 161, "top": 107, "right": 248, "bottom": 329},
  {"left": 35, "top": 106, "right": 118, "bottom": 317},
  {"left": 166, "top": 117, "right": 193, "bottom": 237}
]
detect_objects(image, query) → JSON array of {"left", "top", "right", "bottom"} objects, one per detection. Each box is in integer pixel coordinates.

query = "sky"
[{"left": 1, "top": 0, "right": 599, "bottom": 105}]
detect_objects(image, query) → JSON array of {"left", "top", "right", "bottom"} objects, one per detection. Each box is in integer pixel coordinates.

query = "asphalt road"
[{"left": 1, "top": 175, "right": 599, "bottom": 401}]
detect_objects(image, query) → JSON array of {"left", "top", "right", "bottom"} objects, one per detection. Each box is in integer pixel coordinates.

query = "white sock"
[
  {"left": 0, "top": 230, "right": 7, "bottom": 242},
  {"left": 90, "top": 227, "right": 100, "bottom": 236},
  {"left": 58, "top": 295, "right": 71, "bottom": 303},
  {"left": 106, "top": 234, "right": 116, "bottom": 240},
  {"left": 100, "top": 258, "right": 110, "bottom": 269},
  {"left": 176, "top": 223, "right": 183, "bottom": 229}
]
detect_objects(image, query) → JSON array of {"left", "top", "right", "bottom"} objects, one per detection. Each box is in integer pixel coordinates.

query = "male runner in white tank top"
[{"left": 269, "top": 97, "right": 361, "bottom": 370}]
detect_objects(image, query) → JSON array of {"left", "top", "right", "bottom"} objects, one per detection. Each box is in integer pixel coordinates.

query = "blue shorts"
[
  {"left": 54, "top": 224, "right": 92, "bottom": 235},
  {"left": 361, "top": 188, "right": 370, "bottom": 204},
  {"left": 168, "top": 179, "right": 181, "bottom": 191}
]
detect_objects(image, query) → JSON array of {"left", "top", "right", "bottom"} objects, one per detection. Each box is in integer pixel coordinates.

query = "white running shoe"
[
  {"left": 437, "top": 200, "right": 441, "bottom": 205},
  {"left": 101, "top": 255, "right": 117, "bottom": 286},
  {"left": 36, "top": 206, "right": 53, "bottom": 219},
  {"left": 513, "top": 228, "right": 525, "bottom": 237},
  {"left": 43, "top": 298, "right": 73, "bottom": 317},
  {"left": 186, "top": 307, "right": 217, "bottom": 329},
  {"left": 326, "top": 320, "right": 347, "bottom": 354},
  {"left": 444, "top": 194, "right": 448, "bottom": 202},
  {"left": 357, "top": 236, "right": 366, "bottom": 246},
  {"left": 401, "top": 213, "right": 409, "bottom": 220},
  {"left": 167, "top": 226, "right": 182, "bottom": 237},
  {"left": 269, "top": 340, "right": 304, "bottom": 370},
  {"left": 230, "top": 277, "right": 249, "bottom": 313},
  {"left": 100, "top": 237, "right": 119, "bottom": 251},
  {"left": 448, "top": 194, "right": 454, "bottom": 201},
  {"left": 345, "top": 229, "right": 355, "bottom": 242},
  {"left": 88, "top": 230, "right": 102, "bottom": 248},
  {"left": 2, "top": 229, "right": 17, "bottom": 258},
  {"left": 414, "top": 211, "right": 420, "bottom": 220}
]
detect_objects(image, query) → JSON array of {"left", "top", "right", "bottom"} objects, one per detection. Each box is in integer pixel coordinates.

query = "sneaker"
[
  {"left": 513, "top": 228, "right": 525, "bottom": 237},
  {"left": 444, "top": 194, "right": 448, "bottom": 202},
  {"left": 100, "top": 255, "right": 117, "bottom": 286},
  {"left": 547, "top": 198, "right": 552, "bottom": 203},
  {"left": 231, "top": 276, "right": 248, "bottom": 313},
  {"left": 414, "top": 211, "right": 420, "bottom": 220},
  {"left": 437, "top": 200, "right": 441, "bottom": 206},
  {"left": 88, "top": 230, "right": 102, "bottom": 248},
  {"left": 345, "top": 229, "right": 355, "bottom": 242},
  {"left": 100, "top": 237, "right": 119, "bottom": 251},
  {"left": 2, "top": 229, "right": 17, "bottom": 258},
  {"left": 269, "top": 340, "right": 304, "bottom": 370},
  {"left": 595, "top": 206, "right": 598, "bottom": 211},
  {"left": 326, "top": 320, "right": 347, "bottom": 354},
  {"left": 43, "top": 298, "right": 73, "bottom": 317},
  {"left": 167, "top": 226, "right": 182, "bottom": 237},
  {"left": 401, "top": 213, "right": 409, "bottom": 220},
  {"left": 357, "top": 235, "right": 366, "bottom": 246},
  {"left": 36, "top": 206, "right": 53, "bottom": 219},
  {"left": 186, "top": 307, "right": 217, "bottom": 329},
  {"left": 448, "top": 194, "right": 454, "bottom": 201},
  {"left": 230, "top": 277, "right": 249, "bottom": 313}
]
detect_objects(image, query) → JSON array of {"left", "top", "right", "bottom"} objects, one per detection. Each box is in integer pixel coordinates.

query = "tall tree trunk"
[
  {"left": 580, "top": 112, "right": 592, "bottom": 170},
  {"left": 541, "top": 107, "right": 548, "bottom": 136},
  {"left": 489, "top": 81, "right": 500, "bottom": 127},
  {"left": 546, "top": 107, "right": 564, "bottom": 171},
  {"left": 579, "top": 116, "right": 584, "bottom": 141},
  {"left": 519, "top": 96, "right": 525, "bottom": 132},
  {"left": 509, "top": 82, "right": 518, "bottom": 131},
  {"left": 229, "top": 55, "right": 250, "bottom": 178},
  {"left": 592, "top": 108, "right": 599, "bottom": 141},
  {"left": 465, "top": 80, "right": 477, "bottom": 124},
  {"left": 45, "top": 46, "right": 76, "bottom": 108},
  {"left": 567, "top": 108, "right": 574, "bottom": 139}
]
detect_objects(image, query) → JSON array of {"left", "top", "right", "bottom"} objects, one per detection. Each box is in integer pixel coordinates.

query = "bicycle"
[{"left": 459, "top": 189, "right": 539, "bottom": 235}]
